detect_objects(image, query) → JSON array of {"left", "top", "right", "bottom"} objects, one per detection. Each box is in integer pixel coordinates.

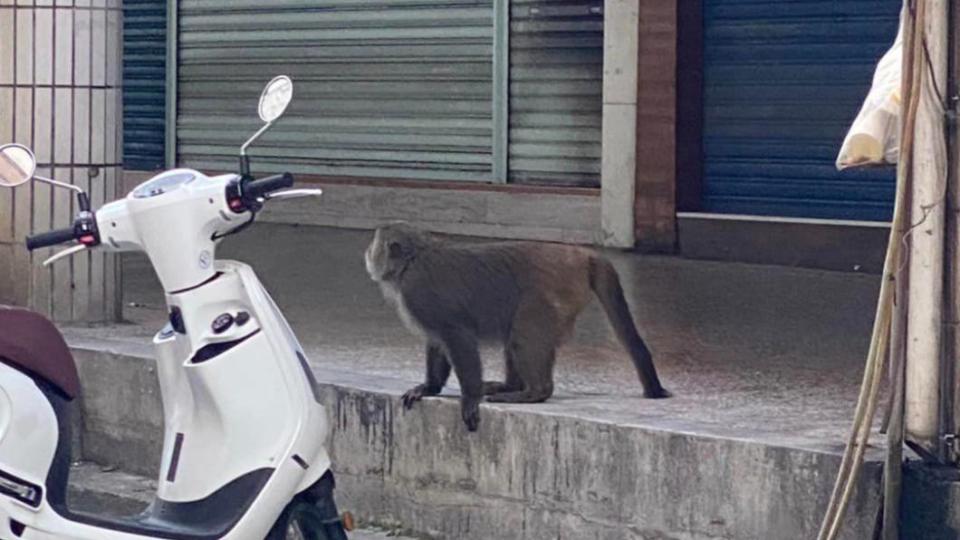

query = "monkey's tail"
[{"left": 588, "top": 256, "right": 670, "bottom": 398}]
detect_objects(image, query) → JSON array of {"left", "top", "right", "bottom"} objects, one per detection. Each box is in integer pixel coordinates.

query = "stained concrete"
[{"left": 60, "top": 223, "right": 893, "bottom": 539}]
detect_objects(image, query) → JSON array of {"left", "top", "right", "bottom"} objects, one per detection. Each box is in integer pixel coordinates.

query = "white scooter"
[{"left": 0, "top": 76, "right": 352, "bottom": 539}]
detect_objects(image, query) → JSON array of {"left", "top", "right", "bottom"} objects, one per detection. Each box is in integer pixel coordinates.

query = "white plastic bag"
[{"left": 836, "top": 24, "right": 903, "bottom": 170}]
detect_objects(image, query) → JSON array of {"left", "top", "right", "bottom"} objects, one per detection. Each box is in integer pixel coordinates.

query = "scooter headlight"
[{"left": 0, "top": 470, "right": 42, "bottom": 508}]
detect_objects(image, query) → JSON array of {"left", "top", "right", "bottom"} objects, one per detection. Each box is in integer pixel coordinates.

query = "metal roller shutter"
[
  {"left": 176, "top": 0, "right": 495, "bottom": 181},
  {"left": 508, "top": 0, "right": 603, "bottom": 187},
  {"left": 702, "top": 0, "right": 900, "bottom": 220},
  {"left": 122, "top": 0, "right": 167, "bottom": 171}
]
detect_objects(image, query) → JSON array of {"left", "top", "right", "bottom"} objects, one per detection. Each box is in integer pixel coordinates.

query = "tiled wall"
[{"left": 0, "top": 0, "right": 122, "bottom": 322}]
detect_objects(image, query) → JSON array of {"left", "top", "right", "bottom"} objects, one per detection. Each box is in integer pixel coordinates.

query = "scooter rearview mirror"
[
  {"left": 0, "top": 143, "right": 37, "bottom": 188},
  {"left": 240, "top": 75, "right": 294, "bottom": 178},
  {"left": 258, "top": 75, "right": 293, "bottom": 123}
]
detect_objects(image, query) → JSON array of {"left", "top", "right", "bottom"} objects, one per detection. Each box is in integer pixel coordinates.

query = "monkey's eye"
[{"left": 388, "top": 241, "right": 404, "bottom": 258}]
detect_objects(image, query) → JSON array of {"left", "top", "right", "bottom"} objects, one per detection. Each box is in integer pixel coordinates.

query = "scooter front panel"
[{"left": 0, "top": 363, "right": 58, "bottom": 509}]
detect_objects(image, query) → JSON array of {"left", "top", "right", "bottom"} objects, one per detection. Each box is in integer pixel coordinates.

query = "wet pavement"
[{"left": 90, "top": 222, "right": 882, "bottom": 454}]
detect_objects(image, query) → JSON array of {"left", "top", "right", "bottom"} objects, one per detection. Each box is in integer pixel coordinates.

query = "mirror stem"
[
  {"left": 239, "top": 121, "right": 274, "bottom": 180},
  {"left": 34, "top": 175, "right": 84, "bottom": 195}
]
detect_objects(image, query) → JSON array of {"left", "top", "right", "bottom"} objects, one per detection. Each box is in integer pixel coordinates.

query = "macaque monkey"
[{"left": 365, "top": 223, "right": 669, "bottom": 431}]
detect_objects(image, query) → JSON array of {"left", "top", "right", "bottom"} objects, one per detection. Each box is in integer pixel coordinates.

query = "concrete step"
[
  {"left": 66, "top": 462, "right": 418, "bottom": 540},
  {"left": 60, "top": 335, "right": 884, "bottom": 540}
]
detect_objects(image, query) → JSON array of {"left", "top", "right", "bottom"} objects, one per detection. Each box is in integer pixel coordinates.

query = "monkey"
[{"left": 364, "top": 222, "right": 669, "bottom": 432}]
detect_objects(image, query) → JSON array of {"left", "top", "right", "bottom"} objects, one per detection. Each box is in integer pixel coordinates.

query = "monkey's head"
[{"left": 365, "top": 222, "right": 433, "bottom": 282}]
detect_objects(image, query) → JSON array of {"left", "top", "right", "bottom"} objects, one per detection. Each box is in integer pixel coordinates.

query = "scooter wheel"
[{"left": 266, "top": 500, "right": 343, "bottom": 540}]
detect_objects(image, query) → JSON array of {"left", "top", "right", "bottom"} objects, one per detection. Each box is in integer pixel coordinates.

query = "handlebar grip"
[
  {"left": 244, "top": 172, "right": 294, "bottom": 201},
  {"left": 26, "top": 227, "right": 76, "bottom": 251}
]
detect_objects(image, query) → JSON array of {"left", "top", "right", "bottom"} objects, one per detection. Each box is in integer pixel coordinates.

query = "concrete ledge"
[
  {"left": 257, "top": 183, "right": 602, "bottom": 245},
  {"left": 126, "top": 170, "right": 601, "bottom": 246},
  {"left": 65, "top": 338, "right": 883, "bottom": 540}
]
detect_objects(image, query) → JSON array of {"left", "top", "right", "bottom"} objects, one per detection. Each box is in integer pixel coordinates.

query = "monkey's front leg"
[
  {"left": 439, "top": 328, "right": 484, "bottom": 432},
  {"left": 402, "top": 342, "right": 451, "bottom": 409}
]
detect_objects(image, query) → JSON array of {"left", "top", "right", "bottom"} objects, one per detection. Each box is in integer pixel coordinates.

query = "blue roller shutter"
[
  {"left": 122, "top": 0, "right": 166, "bottom": 171},
  {"left": 702, "top": 1, "right": 900, "bottom": 221}
]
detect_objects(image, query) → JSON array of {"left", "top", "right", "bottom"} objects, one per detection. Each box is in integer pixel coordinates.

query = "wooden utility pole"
[{"left": 905, "top": 0, "right": 949, "bottom": 459}]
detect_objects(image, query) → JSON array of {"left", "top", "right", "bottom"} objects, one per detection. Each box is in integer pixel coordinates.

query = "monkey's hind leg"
[
  {"left": 402, "top": 342, "right": 451, "bottom": 409},
  {"left": 483, "top": 351, "right": 524, "bottom": 395},
  {"left": 487, "top": 315, "right": 557, "bottom": 404}
]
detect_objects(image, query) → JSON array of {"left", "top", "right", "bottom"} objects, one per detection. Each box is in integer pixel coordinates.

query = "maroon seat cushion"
[{"left": 0, "top": 306, "right": 80, "bottom": 400}]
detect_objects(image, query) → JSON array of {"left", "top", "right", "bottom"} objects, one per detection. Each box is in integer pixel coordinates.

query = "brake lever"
[
  {"left": 43, "top": 244, "right": 87, "bottom": 267},
  {"left": 263, "top": 188, "right": 323, "bottom": 201}
]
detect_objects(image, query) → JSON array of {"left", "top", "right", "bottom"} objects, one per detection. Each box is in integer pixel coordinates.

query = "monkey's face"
[
  {"left": 365, "top": 226, "right": 418, "bottom": 282},
  {"left": 366, "top": 222, "right": 432, "bottom": 282}
]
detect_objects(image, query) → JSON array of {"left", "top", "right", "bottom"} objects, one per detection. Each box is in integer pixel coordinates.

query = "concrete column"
[
  {"left": 601, "top": 0, "right": 639, "bottom": 248},
  {"left": 0, "top": 0, "right": 122, "bottom": 322}
]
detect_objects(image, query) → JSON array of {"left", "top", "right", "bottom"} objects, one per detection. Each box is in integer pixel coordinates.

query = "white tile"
[
  {"left": 73, "top": 87, "right": 89, "bottom": 162},
  {"left": 105, "top": 8, "right": 118, "bottom": 86},
  {"left": 90, "top": 8, "right": 104, "bottom": 85},
  {"left": 14, "top": 7, "right": 33, "bottom": 84},
  {"left": 90, "top": 88, "right": 104, "bottom": 162},
  {"left": 54, "top": 8, "right": 73, "bottom": 85},
  {"left": 103, "top": 87, "right": 116, "bottom": 162},
  {"left": 53, "top": 87, "right": 71, "bottom": 161},
  {"left": 32, "top": 87, "right": 52, "bottom": 162},
  {"left": 0, "top": 10, "right": 14, "bottom": 84},
  {"left": 34, "top": 8, "right": 53, "bottom": 84},
  {"left": 13, "top": 87, "right": 30, "bottom": 145},
  {"left": 0, "top": 87, "right": 12, "bottom": 143},
  {"left": 72, "top": 7, "right": 90, "bottom": 86}
]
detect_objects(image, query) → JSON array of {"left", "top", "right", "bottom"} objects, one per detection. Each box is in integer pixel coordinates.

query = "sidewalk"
[{"left": 62, "top": 223, "right": 888, "bottom": 539}]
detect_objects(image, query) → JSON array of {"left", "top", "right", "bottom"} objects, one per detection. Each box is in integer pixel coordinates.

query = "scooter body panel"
[{"left": 153, "top": 260, "right": 330, "bottom": 504}]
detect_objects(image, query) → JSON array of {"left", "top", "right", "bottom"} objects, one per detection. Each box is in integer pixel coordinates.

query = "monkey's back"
[{"left": 401, "top": 240, "right": 596, "bottom": 340}]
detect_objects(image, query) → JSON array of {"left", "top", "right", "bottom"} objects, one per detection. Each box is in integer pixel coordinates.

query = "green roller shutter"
[
  {"left": 508, "top": 0, "right": 603, "bottom": 187},
  {"left": 175, "top": 0, "right": 496, "bottom": 181}
]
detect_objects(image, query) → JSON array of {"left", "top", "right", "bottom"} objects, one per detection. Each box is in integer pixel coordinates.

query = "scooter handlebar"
[
  {"left": 25, "top": 227, "right": 76, "bottom": 251},
  {"left": 244, "top": 172, "right": 294, "bottom": 201}
]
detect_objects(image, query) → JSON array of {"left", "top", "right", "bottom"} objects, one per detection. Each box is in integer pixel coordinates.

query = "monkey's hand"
[
  {"left": 461, "top": 396, "right": 481, "bottom": 432},
  {"left": 401, "top": 384, "right": 441, "bottom": 409}
]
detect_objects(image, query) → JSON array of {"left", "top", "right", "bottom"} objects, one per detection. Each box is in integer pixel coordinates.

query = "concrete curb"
[{"left": 64, "top": 337, "right": 884, "bottom": 540}]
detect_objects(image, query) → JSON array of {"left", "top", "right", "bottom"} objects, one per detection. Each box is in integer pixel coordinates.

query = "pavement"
[{"left": 78, "top": 222, "right": 882, "bottom": 454}]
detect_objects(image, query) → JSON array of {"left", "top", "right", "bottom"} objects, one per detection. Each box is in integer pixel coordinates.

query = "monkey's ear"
[{"left": 388, "top": 241, "right": 404, "bottom": 259}]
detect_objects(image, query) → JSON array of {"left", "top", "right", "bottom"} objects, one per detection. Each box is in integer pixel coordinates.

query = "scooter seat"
[{"left": 0, "top": 306, "right": 80, "bottom": 400}]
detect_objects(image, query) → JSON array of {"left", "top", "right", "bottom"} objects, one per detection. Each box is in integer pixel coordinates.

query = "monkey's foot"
[
  {"left": 482, "top": 381, "right": 512, "bottom": 395},
  {"left": 644, "top": 387, "right": 672, "bottom": 399},
  {"left": 486, "top": 389, "right": 552, "bottom": 404},
  {"left": 401, "top": 384, "right": 441, "bottom": 409}
]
